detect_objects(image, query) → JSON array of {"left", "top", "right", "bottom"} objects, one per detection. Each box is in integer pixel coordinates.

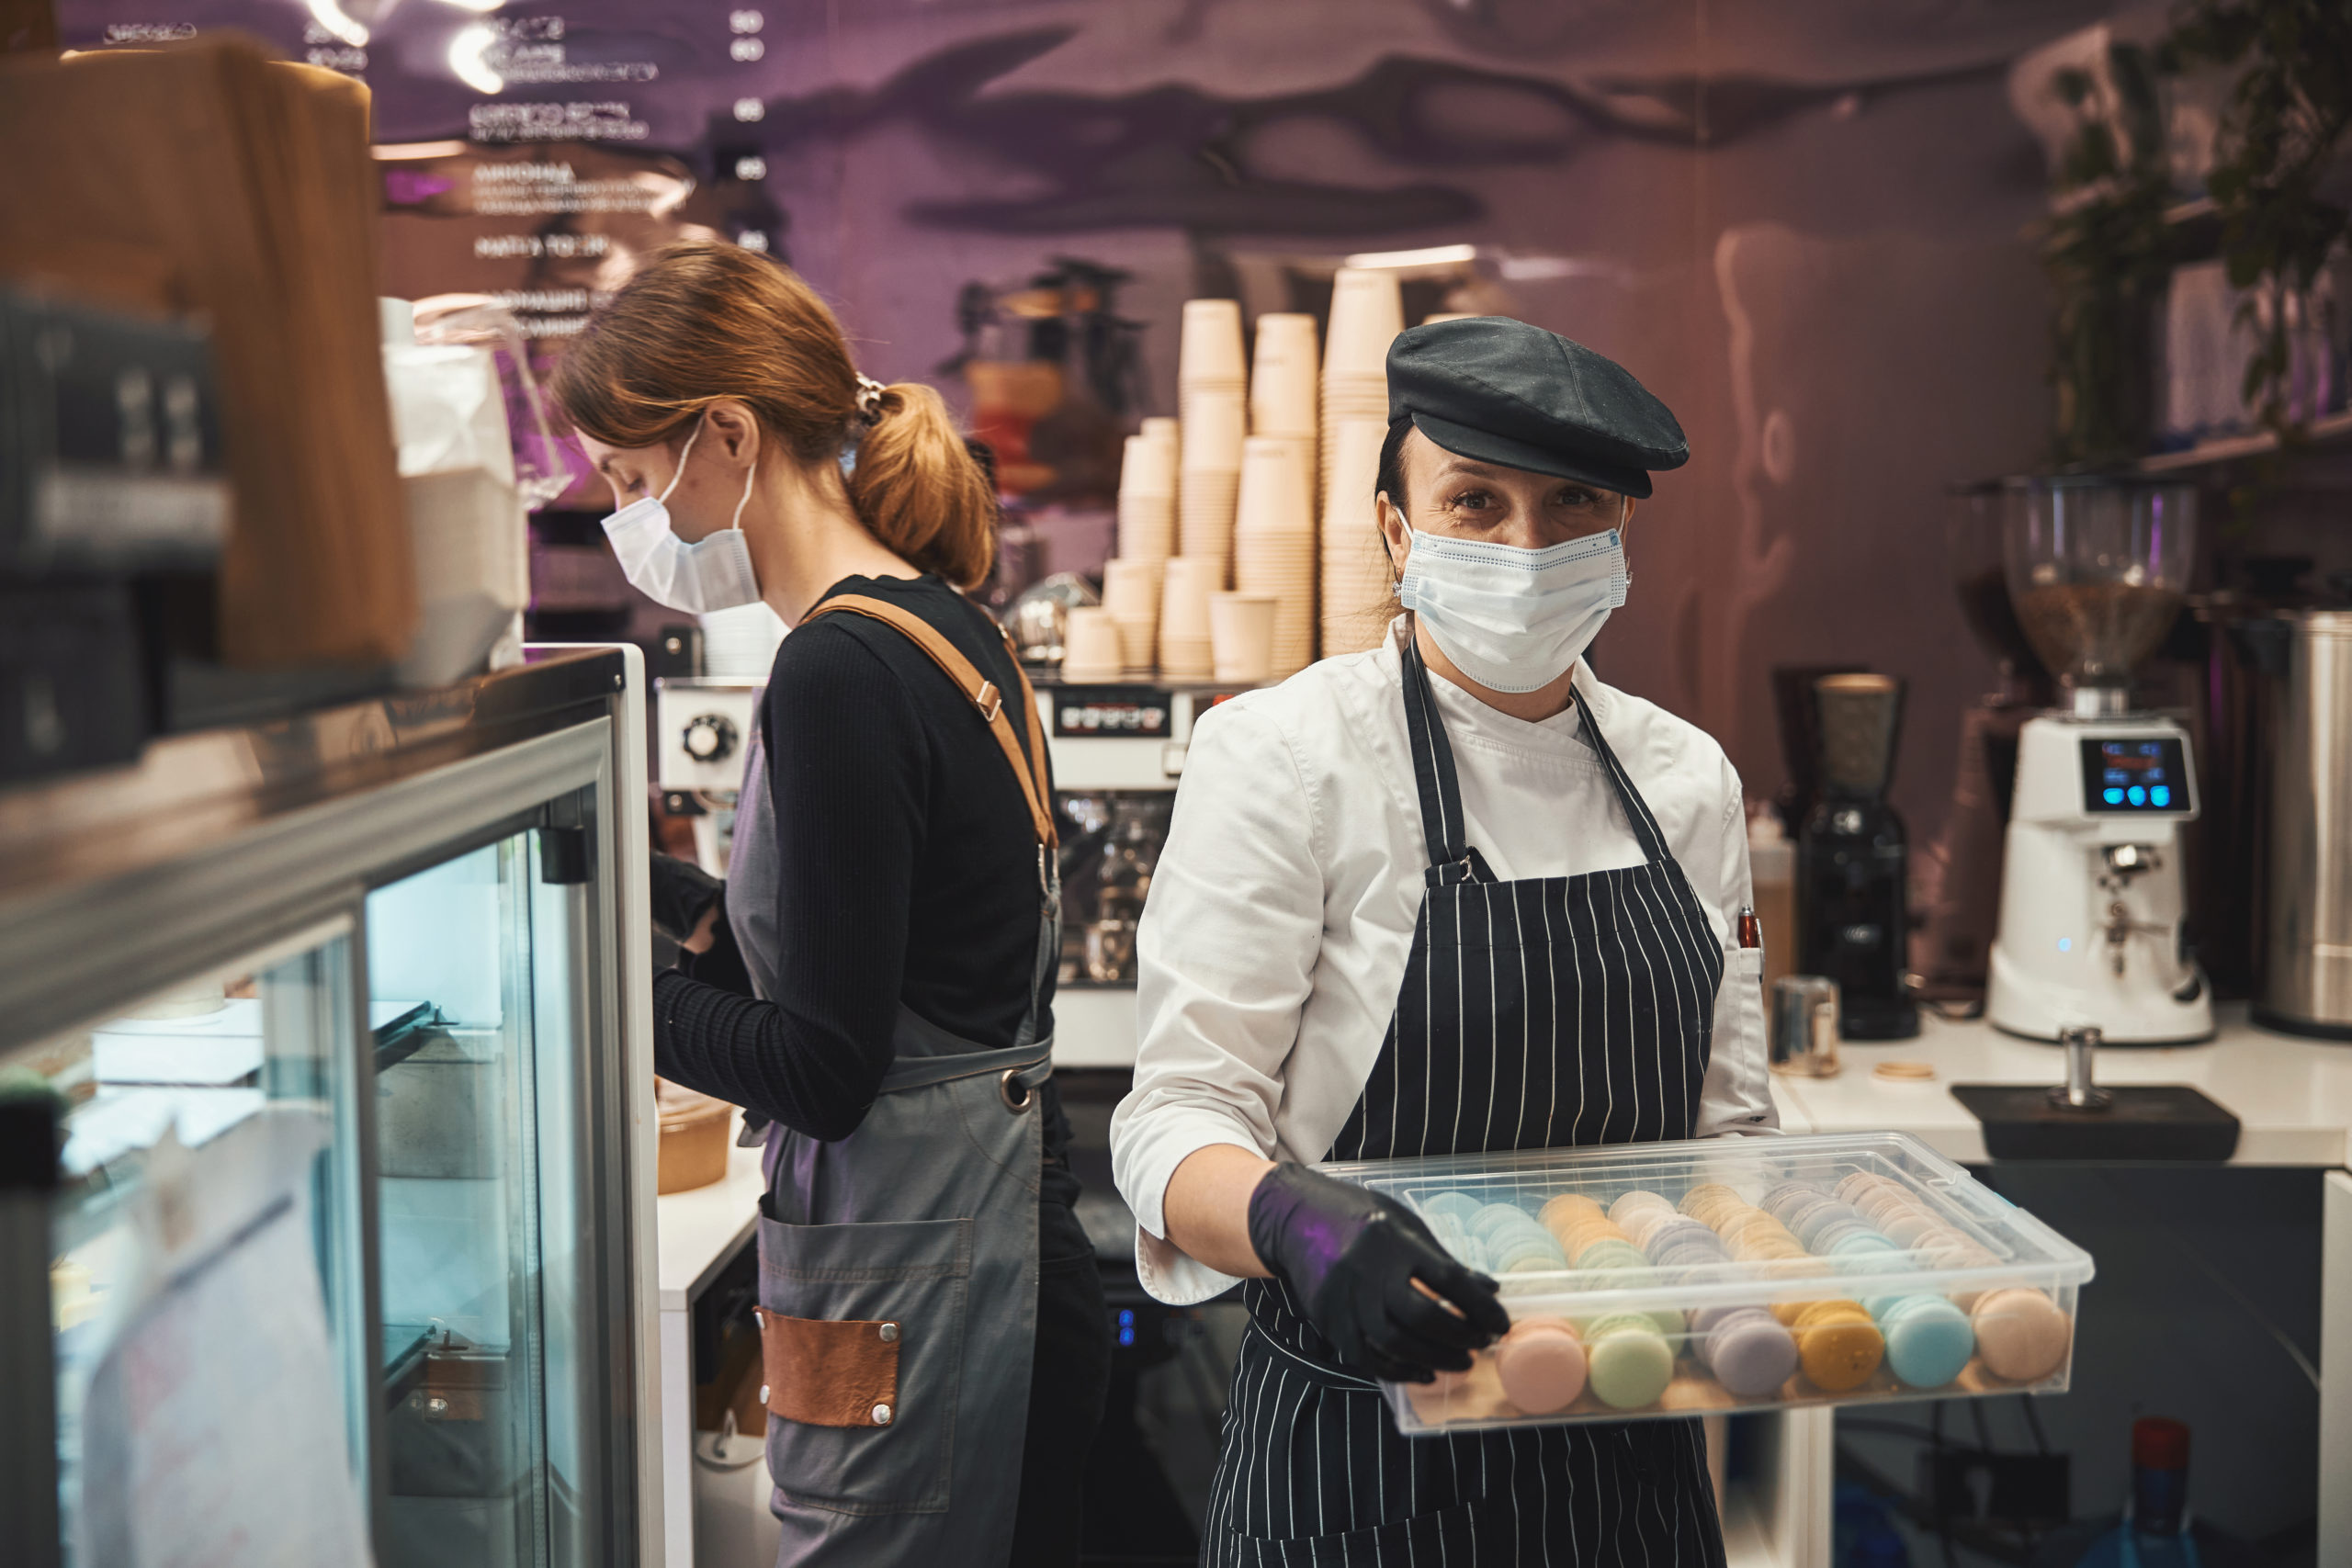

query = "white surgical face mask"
[
  {"left": 602, "top": 420, "right": 763, "bottom": 614},
  {"left": 1396, "top": 525, "right": 1628, "bottom": 694}
]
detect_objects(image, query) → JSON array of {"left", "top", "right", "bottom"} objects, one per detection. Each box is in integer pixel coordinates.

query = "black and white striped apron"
[{"left": 1202, "top": 640, "right": 1729, "bottom": 1566}]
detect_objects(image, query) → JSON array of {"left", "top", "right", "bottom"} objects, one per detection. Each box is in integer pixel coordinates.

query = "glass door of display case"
[
  {"left": 368, "top": 815, "right": 620, "bottom": 1568},
  {"left": 12, "top": 923, "right": 375, "bottom": 1568},
  {"left": 1, "top": 649, "right": 651, "bottom": 1568}
]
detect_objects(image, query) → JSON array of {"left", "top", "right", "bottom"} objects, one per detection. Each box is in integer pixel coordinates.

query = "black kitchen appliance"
[{"left": 1797, "top": 672, "right": 1920, "bottom": 1039}]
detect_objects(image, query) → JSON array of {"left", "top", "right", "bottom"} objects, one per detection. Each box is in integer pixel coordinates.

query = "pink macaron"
[{"left": 1494, "top": 1318, "right": 1588, "bottom": 1414}]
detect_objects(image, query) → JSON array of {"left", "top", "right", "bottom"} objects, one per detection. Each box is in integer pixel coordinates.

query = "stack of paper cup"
[
  {"left": 1141, "top": 415, "right": 1180, "bottom": 469},
  {"left": 1179, "top": 299, "right": 1247, "bottom": 579},
  {"left": 1319, "top": 417, "right": 1395, "bottom": 657},
  {"left": 1158, "top": 555, "right": 1221, "bottom": 681},
  {"left": 1101, "top": 557, "right": 1162, "bottom": 673},
  {"left": 1232, "top": 435, "right": 1317, "bottom": 677},
  {"left": 1320, "top": 267, "right": 1403, "bottom": 508},
  {"left": 1209, "top": 592, "right": 1279, "bottom": 684},
  {"left": 1117, "top": 433, "right": 1176, "bottom": 563},
  {"left": 1061, "top": 606, "right": 1127, "bottom": 683},
  {"left": 1250, "top": 311, "right": 1320, "bottom": 509}
]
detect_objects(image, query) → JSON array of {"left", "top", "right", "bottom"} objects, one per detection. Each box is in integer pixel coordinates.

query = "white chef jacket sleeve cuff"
[
  {"left": 1135, "top": 1226, "right": 1243, "bottom": 1307},
  {"left": 1114, "top": 1109, "right": 1266, "bottom": 1306}
]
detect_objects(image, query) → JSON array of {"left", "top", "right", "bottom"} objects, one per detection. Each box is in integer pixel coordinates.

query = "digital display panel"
[{"left": 2079, "top": 737, "right": 2191, "bottom": 814}]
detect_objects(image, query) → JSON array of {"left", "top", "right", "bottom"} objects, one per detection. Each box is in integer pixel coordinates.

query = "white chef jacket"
[{"left": 1110, "top": 623, "right": 1779, "bottom": 1306}]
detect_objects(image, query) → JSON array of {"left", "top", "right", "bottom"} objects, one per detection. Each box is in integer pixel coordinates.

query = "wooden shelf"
[{"left": 2138, "top": 407, "right": 2352, "bottom": 473}]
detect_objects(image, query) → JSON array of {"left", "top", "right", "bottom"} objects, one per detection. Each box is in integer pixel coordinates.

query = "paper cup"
[
  {"left": 1117, "top": 493, "right": 1175, "bottom": 563},
  {"left": 1251, "top": 312, "right": 1320, "bottom": 438},
  {"left": 1120, "top": 432, "right": 1176, "bottom": 498},
  {"left": 1178, "top": 468, "right": 1239, "bottom": 565},
  {"left": 1159, "top": 637, "right": 1214, "bottom": 682},
  {"left": 1102, "top": 557, "right": 1162, "bottom": 619},
  {"left": 1323, "top": 418, "right": 1388, "bottom": 529},
  {"left": 1179, "top": 298, "right": 1247, "bottom": 388},
  {"left": 1210, "top": 592, "right": 1280, "bottom": 684},
  {"left": 1141, "top": 414, "right": 1181, "bottom": 472},
  {"left": 1160, "top": 556, "right": 1223, "bottom": 640},
  {"left": 1236, "top": 435, "right": 1315, "bottom": 536},
  {"left": 1062, "top": 606, "right": 1127, "bottom": 681},
  {"left": 1181, "top": 386, "right": 1247, "bottom": 469},
  {"left": 1323, "top": 267, "right": 1405, "bottom": 380}
]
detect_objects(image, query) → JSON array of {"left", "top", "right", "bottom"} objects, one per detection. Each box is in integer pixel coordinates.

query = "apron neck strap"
[
  {"left": 1398, "top": 629, "right": 1674, "bottom": 878},
  {"left": 1566, "top": 683, "right": 1673, "bottom": 865},
  {"left": 1398, "top": 635, "right": 1490, "bottom": 886}
]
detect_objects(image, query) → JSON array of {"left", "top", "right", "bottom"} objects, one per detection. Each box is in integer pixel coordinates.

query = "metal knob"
[
  {"left": 2049, "top": 1025, "right": 2113, "bottom": 1111},
  {"left": 682, "top": 713, "right": 738, "bottom": 763}
]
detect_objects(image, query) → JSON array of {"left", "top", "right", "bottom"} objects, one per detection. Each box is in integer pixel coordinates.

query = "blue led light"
[
  {"left": 2127, "top": 786, "right": 2147, "bottom": 807},
  {"left": 2152, "top": 785, "right": 2171, "bottom": 807},
  {"left": 2058, "top": 938, "right": 2073, "bottom": 953},
  {"left": 1118, "top": 1326, "right": 1135, "bottom": 1346},
  {"left": 2104, "top": 787, "right": 2125, "bottom": 806},
  {"left": 1117, "top": 1310, "right": 1134, "bottom": 1326}
]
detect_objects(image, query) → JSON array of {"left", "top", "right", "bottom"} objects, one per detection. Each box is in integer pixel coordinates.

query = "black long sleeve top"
[{"left": 652, "top": 574, "right": 1078, "bottom": 1211}]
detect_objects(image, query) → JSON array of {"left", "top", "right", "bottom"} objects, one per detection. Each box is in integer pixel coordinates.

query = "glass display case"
[{"left": 0, "top": 649, "right": 659, "bottom": 1568}]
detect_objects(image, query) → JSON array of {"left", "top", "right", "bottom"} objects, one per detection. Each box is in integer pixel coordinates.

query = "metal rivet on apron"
[
  {"left": 759, "top": 1384, "right": 770, "bottom": 1404},
  {"left": 872, "top": 1404, "right": 893, "bottom": 1426},
  {"left": 878, "top": 1322, "right": 899, "bottom": 1343}
]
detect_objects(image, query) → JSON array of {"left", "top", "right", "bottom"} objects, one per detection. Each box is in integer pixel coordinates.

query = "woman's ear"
[
  {"left": 1376, "top": 492, "right": 1411, "bottom": 579},
  {"left": 704, "top": 399, "right": 762, "bottom": 467}
]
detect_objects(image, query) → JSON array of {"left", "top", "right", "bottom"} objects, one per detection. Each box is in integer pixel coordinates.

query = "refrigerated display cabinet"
[{"left": 0, "top": 648, "right": 662, "bottom": 1567}]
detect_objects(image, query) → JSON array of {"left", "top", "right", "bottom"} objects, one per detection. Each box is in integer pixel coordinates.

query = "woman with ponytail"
[{"left": 555, "top": 240, "right": 1108, "bottom": 1567}]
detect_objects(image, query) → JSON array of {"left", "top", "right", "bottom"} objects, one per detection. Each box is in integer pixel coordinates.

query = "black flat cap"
[{"left": 1386, "top": 316, "right": 1688, "bottom": 499}]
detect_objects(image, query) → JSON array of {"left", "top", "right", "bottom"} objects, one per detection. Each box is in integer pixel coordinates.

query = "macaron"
[
  {"left": 1703, "top": 1308, "right": 1801, "bottom": 1397},
  {"left": 1540, "top": 1193, "right": 1607, "bottom": 1231},
  {"left": 1584, "top": 1314, "right": 1675, "bottom": 1409},
  {"left": 1610, "top": 1190, "right": 1677, "bottom": 1229},
  {"left": 1879, "top": 1295, "right": 1975, "bottom": 1389},
  {"left": 1491, "top": 1235, "right": 1569, "bottom": 1273},
  {"left": 1494, "top": 1318, "right": 1587, "bottom": 1413},
  {"left": 1473, "top": 1202, "right": 1544, "bottom": 1244},
  {"left": 1421, "top": 1191, "right": 1484, "bottom": 1226},
  {"left": 1575, "top": 1238, "right": 1649, "bottom": 1270},
  {"left": 1882, "top": 1213, "right": 1939, "bottom": 1249},
  {"left": 1972, "top": 1289, "right": 2073, "bottom": 1382},
  {"left": 1792, "top": 1300, "right": 1884, "bottom": 1392}
]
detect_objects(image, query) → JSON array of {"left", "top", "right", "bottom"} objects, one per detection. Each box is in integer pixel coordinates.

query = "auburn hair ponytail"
[{"left": 551, "top": 240, "right": 998, "bottom": 589}]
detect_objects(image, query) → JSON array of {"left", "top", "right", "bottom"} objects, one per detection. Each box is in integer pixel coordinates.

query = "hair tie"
[{"left": 854, "top": 374, "right": 887, "bottom": 426}]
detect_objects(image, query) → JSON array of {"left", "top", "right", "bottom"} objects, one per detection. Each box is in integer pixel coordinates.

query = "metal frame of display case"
[{"left": 0, "top": 647, "right": 662, "bottom": 1567}]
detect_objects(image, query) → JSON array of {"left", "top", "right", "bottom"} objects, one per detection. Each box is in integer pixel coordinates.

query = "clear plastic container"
[{"left": 1319, "top": 1131, "right": 2094, "bottom": 1435}]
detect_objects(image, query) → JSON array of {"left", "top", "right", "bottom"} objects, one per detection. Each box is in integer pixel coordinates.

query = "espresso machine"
[{"left": 1984, "top": 477, "right": 2214, "bottom": 1043}]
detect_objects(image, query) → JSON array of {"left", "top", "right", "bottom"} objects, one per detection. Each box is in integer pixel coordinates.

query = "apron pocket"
[{"left": 757, "top": 1211, "right": 972, "bottom": 1516}]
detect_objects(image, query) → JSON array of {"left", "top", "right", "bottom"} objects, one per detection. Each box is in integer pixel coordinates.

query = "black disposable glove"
[
  {"left": 650, "top": 852, "right": 724, "bottom": 946},
  {"left": 1246, "top": 1162, "right": 1510, "bottom": 1382}
]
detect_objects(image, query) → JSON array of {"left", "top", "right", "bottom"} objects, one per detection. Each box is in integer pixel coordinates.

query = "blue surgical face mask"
[
  {"left": 602, "top": 419, "right": 763, "bottom": 614},
  {"left": 1396, "top": 524, "right": 1629, "bottom": 694}
]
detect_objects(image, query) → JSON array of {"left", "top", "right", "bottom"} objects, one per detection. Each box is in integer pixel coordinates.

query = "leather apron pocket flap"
[{"left": 760, "top": 1314, "right": 901, "bottom": 1427}]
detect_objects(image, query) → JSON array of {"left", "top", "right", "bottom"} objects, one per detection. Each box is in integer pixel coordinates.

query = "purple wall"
[{"left": 62, "top": 0, "right": 2130, "bottom": 847}]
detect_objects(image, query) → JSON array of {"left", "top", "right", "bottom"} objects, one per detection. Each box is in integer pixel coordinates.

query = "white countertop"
[
  {"left": 655, "top": 1110, "right": 767, "bottom": 1312},
  {"left": 1770, "top": 1003, "right": 2352, "bottom": 1167}
]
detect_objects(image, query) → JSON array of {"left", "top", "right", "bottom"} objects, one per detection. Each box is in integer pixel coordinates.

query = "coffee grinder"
[
  {"left": 1797, "top": 673, "right": 1919, "bottom": 1039},
  {"left": 1984, "top": 476, "right": 2213, "bottom": 1043}
]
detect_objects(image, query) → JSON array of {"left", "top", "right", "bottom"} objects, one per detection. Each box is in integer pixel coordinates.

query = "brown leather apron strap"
[{"left": 801, "top": 594, "right": 1057, "bottom": 852}]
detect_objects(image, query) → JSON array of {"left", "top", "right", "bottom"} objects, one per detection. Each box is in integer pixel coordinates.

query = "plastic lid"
[{"left": 2132, "top": 1416, "right": 2189, "bottom": 1470}]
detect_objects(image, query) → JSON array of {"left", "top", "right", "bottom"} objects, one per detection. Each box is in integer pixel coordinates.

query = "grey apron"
[{"left": 727, "top": 595, "right": 1060, "bottom": 1568}]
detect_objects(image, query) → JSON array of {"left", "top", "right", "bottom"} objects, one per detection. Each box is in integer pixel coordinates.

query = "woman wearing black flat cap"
[{"left": 1112, "top": 316, "right": 1776, "bottom": 1563}]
